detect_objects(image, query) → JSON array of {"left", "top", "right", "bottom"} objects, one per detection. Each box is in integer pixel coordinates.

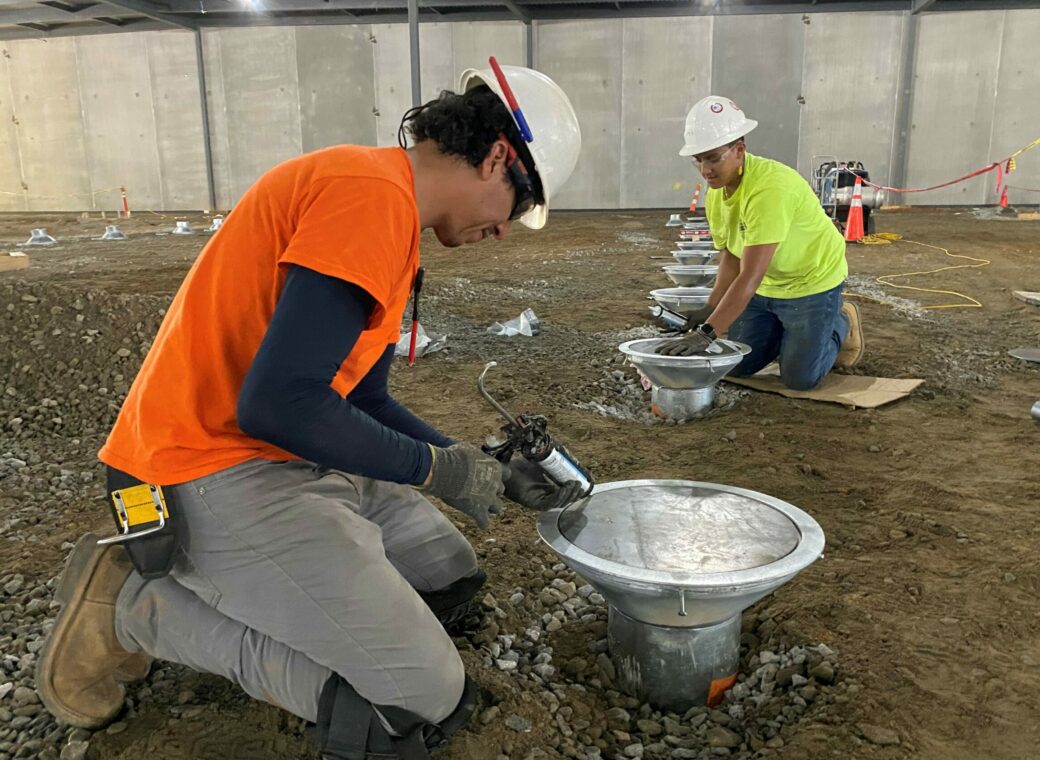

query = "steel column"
[
  {"left": 194, "top": 29, "right": 218, "bottom": 211},
  {"left": 408, "top": 0, "right": 421, "bottom": 106},
  {"left": 888, "top": 11, "right": 919, "bottom": 205}
]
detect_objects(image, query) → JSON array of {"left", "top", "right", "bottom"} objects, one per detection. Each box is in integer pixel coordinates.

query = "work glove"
[
  {"left": 426, "top": 444, "right": 506, "bottom": 529},
  {"left": 503, "top": 457, "right": 587, "bottom": 512},
  {"left": 684, "top": 304, "right": 715, "bottom": 326},
  {"left": 656, "top": 327, "right": 716, "bottom": 357}
]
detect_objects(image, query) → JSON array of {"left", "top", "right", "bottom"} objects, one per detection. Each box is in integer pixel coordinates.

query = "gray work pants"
[{"left": 114, "top": 459, "right": 478, "bottom": 724}]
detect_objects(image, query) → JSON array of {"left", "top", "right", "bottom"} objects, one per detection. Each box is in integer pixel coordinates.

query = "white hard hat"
[
  {"left": 459, "top": 62, "right": 581, "bottom": 230},
  {"left": 679, "top": 96, "right": 758, "bottom": 157}
]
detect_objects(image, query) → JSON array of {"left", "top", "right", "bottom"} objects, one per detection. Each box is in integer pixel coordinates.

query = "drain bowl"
[
  {"left": 538, "top": 480, "right": 825, "bottom": 710},
  {"left": 671, "top": 250, "right": 717, "bottom": 265},
  {"left": 662, "top": 264, "right": 719, "bottom": 287},
  {"left": 649, "top": 288, "right": 712, "bottom": 318}
]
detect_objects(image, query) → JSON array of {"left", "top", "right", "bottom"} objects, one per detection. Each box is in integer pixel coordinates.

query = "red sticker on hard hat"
[{"left": 710, "top": 103, "right": 723, "bottom": 113}]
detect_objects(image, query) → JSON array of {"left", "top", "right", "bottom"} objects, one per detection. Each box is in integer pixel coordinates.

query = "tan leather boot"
[
  {"left": 50, "top": 552, "right": 153, "bottom": 684},
  {"left": 835, "top": 301, "right": 864, "bottom": 368},
  {"left": 36, "top": 533, "right": 141, "bottom": 728}
]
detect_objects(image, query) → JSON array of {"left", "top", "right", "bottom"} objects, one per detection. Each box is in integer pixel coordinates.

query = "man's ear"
[{"left": 479, "top": 139, "right": 510, "bottom": 180}]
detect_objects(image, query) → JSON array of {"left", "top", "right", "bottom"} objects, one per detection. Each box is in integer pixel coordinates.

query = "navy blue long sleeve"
[
  {"left": 237, "top": 265, "right": 438, "bottom": 484},
  {"left": 347, "top": 345, "right": 454, "bottom": 448}
]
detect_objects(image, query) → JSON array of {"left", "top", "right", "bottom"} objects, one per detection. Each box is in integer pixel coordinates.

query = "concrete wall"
[{"left": 0, "top": 9, "right": 1035, "bottom": 211}]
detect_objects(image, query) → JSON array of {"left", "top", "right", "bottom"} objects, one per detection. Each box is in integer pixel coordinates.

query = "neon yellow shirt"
[{"left": 705, "top": 152, "right": 847, "bottom": 299}]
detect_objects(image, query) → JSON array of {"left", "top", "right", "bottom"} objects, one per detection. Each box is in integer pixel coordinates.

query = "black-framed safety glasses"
[{"left": 500, "top": 133, "right": 541, "bottom": 221}]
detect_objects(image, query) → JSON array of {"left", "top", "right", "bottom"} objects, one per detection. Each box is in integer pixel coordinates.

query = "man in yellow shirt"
[{"left": 659, "top": 96, "right": 863, "bottom": 390}]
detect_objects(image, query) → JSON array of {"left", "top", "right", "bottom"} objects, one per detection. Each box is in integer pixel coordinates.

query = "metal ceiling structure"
[{"left": 0, "top": 0, "right": 1038, "bottom": 40}]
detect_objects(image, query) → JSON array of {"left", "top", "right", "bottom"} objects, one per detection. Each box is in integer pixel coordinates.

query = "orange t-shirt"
[{"left": 99, "top": 146, "right": 421, "bottom": 484}]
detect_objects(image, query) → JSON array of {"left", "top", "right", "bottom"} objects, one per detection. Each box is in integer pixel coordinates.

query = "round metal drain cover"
[{"left": 558, "top": 483, "right": 800, "bottom": 575}]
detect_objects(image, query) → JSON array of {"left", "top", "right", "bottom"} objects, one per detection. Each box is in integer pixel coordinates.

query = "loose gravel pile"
[
  {"left": 463, "top": 560, "right": 849, "bottom": 760},
  {"left": 0, "top": 280, "right": 840, "bottom": 760}
]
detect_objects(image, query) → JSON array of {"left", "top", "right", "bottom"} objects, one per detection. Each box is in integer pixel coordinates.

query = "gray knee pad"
[
  {"left": 314, "top": 674, "right": 478, "bottom": 760},
  {"left": 417, "top": 570, "right": 486, "bottom": 631}
]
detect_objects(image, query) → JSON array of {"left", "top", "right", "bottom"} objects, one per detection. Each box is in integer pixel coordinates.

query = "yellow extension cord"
[{"left": 846, "top": 233, "right": 990, "bottom": 310}]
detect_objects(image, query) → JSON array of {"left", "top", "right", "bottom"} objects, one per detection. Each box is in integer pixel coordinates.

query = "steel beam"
[
  {"left": 0, "top": 17, "right": 166, "bottom": 38},
  {"left": 96, "top": 0, "right": 195, "bottom": 28},
  {"left": 912, "top": 0, "right": 937, "bottom": 12},
  {"left": 192, "top": 9, "right": 517, "bottom": 25},
  {"left": 0, "top": 6, "right": 139, "bottom": 24},
  {"left": 501, "top": 0, "right": 531, "bottom": 21}
]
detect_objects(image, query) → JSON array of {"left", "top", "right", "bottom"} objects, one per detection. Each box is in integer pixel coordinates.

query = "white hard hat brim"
[{"left": 678, "top": 119, "right": 759, "bottom": 158}]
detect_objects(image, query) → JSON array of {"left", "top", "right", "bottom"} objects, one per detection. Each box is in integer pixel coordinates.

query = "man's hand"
[
  {"left": 656, "top": 327, "right": 715, "bottom": 357},
  {"left": 503, "top": 457, "right": 586, "bottom": 512},
  {"left": 426, "top": 444, "right": 506, "bottom": 528},
  {"left": 685, "top": 304, "right": 715, "bottom": 326}
]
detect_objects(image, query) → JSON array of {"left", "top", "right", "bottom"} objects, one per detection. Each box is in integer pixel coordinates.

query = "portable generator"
[{"left": 811, "top": 156, "right": 885, "bottom": 235}]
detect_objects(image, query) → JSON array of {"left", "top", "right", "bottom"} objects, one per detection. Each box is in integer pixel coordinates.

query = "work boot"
[
  {"left": 835, "top": 301, "right": 864, "bottom": 368},
  {"left": 50, "top": 555, "right": 154, "bottom": 684},
  {"left": 36, "top": 533, "right": 139, "bottom": 728}
]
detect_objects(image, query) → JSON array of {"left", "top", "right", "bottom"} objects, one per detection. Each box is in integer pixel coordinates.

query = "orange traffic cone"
[
  {"left": 999, "top": 186, "right": 1009, "bottom": 208},
  {"left": 844, "top": 176, "right": 865, "bottom": 242},
  {"left": 688, "top": 182, "right": 703, "bottom": 215}
]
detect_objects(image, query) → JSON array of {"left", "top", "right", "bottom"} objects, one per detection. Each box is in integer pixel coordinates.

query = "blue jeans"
[{"left": 728, "top": 283, "right": 849, "bottom": 391}]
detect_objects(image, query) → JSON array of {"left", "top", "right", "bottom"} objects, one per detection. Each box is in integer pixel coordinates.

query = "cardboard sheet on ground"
[{"left": 725, "top": 364, "right": 923, "bottom": 409}]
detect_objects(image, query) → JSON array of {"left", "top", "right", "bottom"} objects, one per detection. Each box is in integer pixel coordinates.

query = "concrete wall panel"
[
  {"left": 214, "top": 28, "right": 303, "bottom": 202},
  {"left": 6, "top": 38, "right": 92, "bottom": 211},
  {"left": 76, "top": 34, "right": 163, "bottom": 211},
  {"left": 0, "top": 50, "right": 26, "bottom": 211},
  {"left": 146, "top": 32, "right": 208, "bottom": 209},
  {"left": 711, "top": 14, "right": 805, "bottom": 169},
  {"left": 420, "top": 23, "right": 455, "bottom": 102},
  {"left": 372, "top": 24, "right": 412, "bottom": 148},
  {"left": 451, "top": 22, "right": 525, "bottom": 74},
  {"left": 906, "top": 11, "right": 1004, "bottom": 205},
  {"left": 620, "top": 16, "right": 713, "bottom": 209},
  {"left": 797, "top": 12, "right": 905, "bottom": 187},
  {"left": 991, "top": 10, "right": 1040, "bottom": 205},
  {"left": 537, "top": 19, "right": 623, "bottom": 209},
  {"left": 295, "top": 25, "right": 378, "bottom": 152}
]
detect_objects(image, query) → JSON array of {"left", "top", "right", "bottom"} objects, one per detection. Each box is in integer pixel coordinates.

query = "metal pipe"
[
  {"left": 407, "top": 0, "right": 421, "bottom": 106},
  {"left": 194, "top": 29, "right": 217, "bottom": 213}
]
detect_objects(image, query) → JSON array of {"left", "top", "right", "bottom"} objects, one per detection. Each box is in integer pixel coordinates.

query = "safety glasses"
[
  {"left": 500, "top": 135, "right": 539, "bottom": 221},
  {"left": 691, "top": 145, "right": 736, "bottom": 169}
]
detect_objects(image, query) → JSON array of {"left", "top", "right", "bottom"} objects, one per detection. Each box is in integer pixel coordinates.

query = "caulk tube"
[
  {"left": 649, "top": 305, "right": 689, "bottom": 331},
  {"left": 527, "top": 441, "right": 594, "bottom": 496}
]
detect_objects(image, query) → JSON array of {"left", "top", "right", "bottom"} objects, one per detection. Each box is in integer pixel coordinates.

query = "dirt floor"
[{"left": 0, "top": 207, "right": 1038, "bottom": 760}]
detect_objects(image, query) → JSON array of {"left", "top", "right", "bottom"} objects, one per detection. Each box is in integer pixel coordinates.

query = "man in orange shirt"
[{"left": 36, "top": 61, "right": 582, "bottom": 759}]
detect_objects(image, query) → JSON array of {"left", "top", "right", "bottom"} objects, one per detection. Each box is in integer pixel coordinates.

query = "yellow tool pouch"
[{"left": 101, "top": 467, "right": 183, "bottom": 579}]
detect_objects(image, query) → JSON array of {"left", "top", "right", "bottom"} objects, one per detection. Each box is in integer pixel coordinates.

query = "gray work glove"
[
  {"left": 426, "top": 444, "right": 506, "bottom": 529},
  {"left": 685, "top": 304, "right": 715, "bottom": 325},
  {"left": 656, "top": 328, "right": 715, "bottom": 357},
  {"left": 503, "top": 458, "right": 587, "bottom": 512}
]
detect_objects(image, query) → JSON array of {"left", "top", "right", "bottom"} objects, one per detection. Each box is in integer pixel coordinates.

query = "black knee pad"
[
  {"left": 417, "top": 570, "right": 486, "bottom": 631},
  {"left": 314, "top": 673, "right": 479, "bottom": 760}
]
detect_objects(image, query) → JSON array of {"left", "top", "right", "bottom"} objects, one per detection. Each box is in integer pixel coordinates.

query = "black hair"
[{"left": 399, "top": 85, "right": 524, "bottom": 168}]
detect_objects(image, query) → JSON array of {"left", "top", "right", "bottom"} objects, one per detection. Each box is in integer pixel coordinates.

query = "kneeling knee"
[{"left": 782, "top": 373, "right": 823, "bottom": 391}]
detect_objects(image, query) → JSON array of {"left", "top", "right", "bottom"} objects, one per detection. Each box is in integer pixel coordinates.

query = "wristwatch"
[{"left": 695, "top": 322, "right": 717, "bottom": 342}]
